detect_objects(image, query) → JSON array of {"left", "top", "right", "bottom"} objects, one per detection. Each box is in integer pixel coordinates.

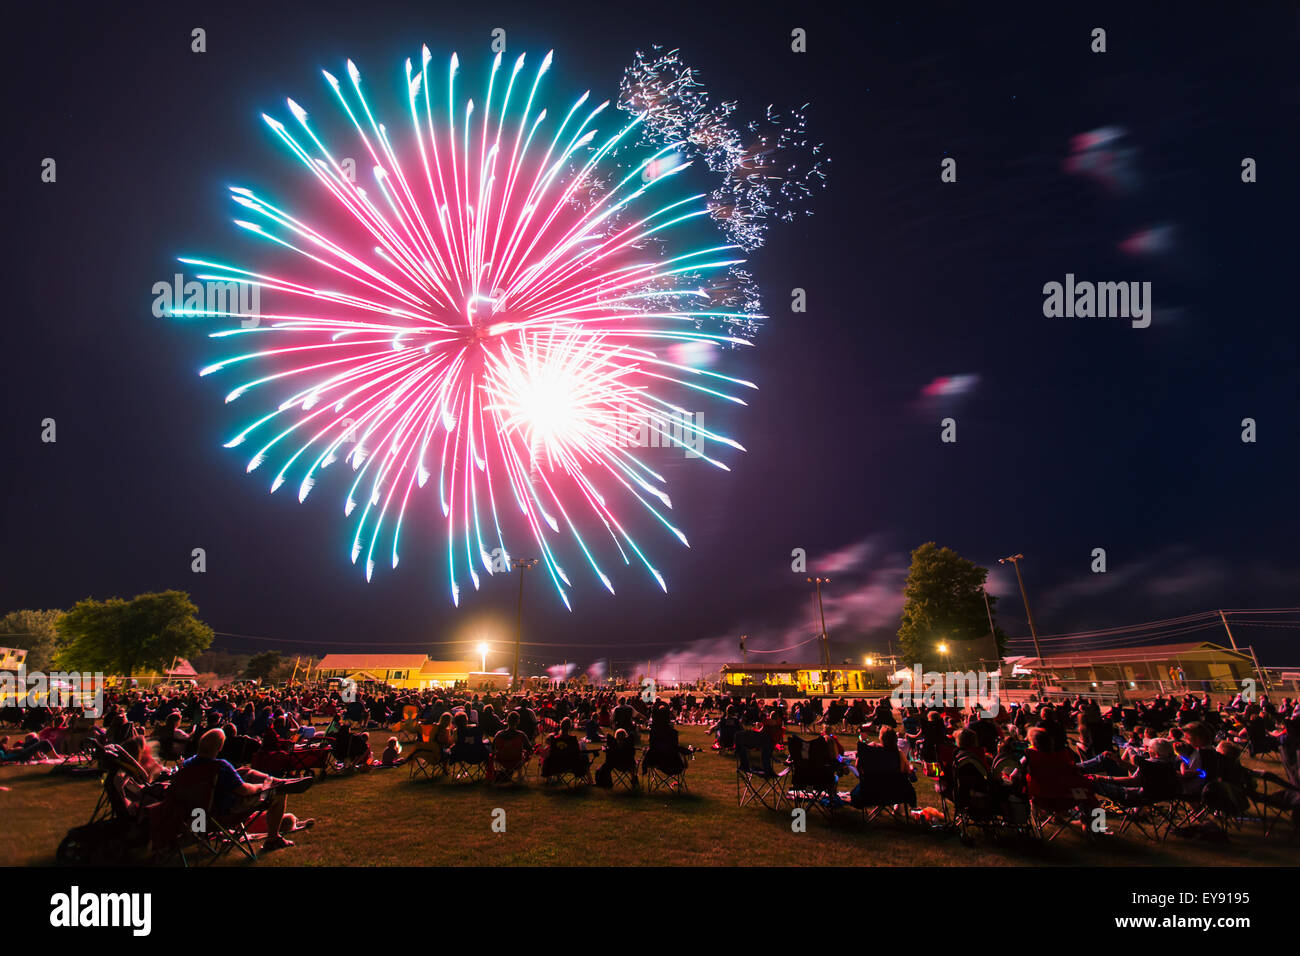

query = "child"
[{"left": 380, "top": 736, "right": 403, "bottom": 767}]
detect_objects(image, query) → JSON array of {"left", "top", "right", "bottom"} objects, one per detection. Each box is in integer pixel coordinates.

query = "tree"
[
  {"left": 55, "top": 591, "right": 214, "bottom": 676},
  {"left": 244, "top": 651, "right": 284, "bottom": 683},
  {"left": 897, "top": 542, "right": 1006, "bottom": 669},
  {"left": 0, "top": 609, "right": 66, "bottom": 671}
]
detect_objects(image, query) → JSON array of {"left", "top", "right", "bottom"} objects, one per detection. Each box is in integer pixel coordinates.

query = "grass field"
[{"left": 1, "top": 725, "right": 1295, "bottom": 866}]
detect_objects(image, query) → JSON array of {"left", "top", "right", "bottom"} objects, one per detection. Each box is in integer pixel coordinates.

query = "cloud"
[{"left": 646, "top": 535, "right": 910, "bottom": 674}]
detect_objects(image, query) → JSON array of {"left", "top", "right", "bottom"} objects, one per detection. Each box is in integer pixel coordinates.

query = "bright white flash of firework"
[{"left": 174, "top": 48, "right": 764, "bottom": 608}]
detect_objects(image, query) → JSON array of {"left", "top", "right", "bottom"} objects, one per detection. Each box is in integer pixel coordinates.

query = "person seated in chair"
[
  {"left": 710, "top": 705, "right": 742, "bottom": 752},
  {"left": 1176, "top": 721, "right": 1218, "bottom": 797},
  {"left": 641, "top": 705, "right": 690, "bottom": 776},
  {"left": 851, "top": 727, "right": 916, "bottom": 810},
  {"left": 0, "top": 733, "right": 56, "bottom": 763},
  {"left": 761, "top": 707, "right": 786, "bottom": 750},
  {"left": 1089, "top": 737, "right": 1177, "bottom": 804},
  {"left": 330, "top": 721, "right": 372, "bottom": 770},
  {"left": 595, "top": 728, "right": 637, "bottom": 787},
  {"left": 179, "top": 728, "right": 314, "bottom": 851},
  {"left": 541, "top": 718, "right": 590, "bottom": 779},
  {"left": 490, "top": 712, "right": 532, "bottom": 781},
  {"left": 157, "top": 712, "right": 191, "bottom": 763},
  {"left": 449, "top": 712, "right": 487, "bottom": 764},
  {"left": 478, "top": 704, "right": 504, "bottom": 741},
  {"left": 953, "top": 728, "right": 994, "bottom": 791},
  {"left": 120, "top": 734, "right": 165, "bottom": 783}
]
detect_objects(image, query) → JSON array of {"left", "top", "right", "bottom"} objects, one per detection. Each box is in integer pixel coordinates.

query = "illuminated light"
[{"left": 177, "top": 49, "right": 761, "bottom": 606}]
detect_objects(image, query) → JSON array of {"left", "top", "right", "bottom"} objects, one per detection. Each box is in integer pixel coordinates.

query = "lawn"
[{"left": 1, "top": 726, "right": 1294, "bottom": 866}]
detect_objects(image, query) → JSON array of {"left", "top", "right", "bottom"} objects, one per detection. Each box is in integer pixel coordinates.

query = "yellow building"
[
  {"left": 719, "top": 663, "right": 885, "bottom": 695},
  {"left": 0, "top": 647, "right": 28, "bottom": 670},
  {"left": 315, "top": 654, "right": 475, "bottom": 690}
]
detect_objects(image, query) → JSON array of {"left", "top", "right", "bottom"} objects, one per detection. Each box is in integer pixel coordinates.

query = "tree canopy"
[
  {"left": 0, "top": 608, "right": 66, "bottom": 671},
  {"left": 897, "top": 542, "right": 1006, "bottom": 669},
  {"left": 54, "top": 591, "right": 213, "bottom": 676}
]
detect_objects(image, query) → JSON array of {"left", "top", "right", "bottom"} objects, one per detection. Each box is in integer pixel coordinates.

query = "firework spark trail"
[
  {"left": 618, "top": 46, "right": 829, "bottom": 340},
  {"left": 175, "top": 48, "right": 765, "bottom": 608}
]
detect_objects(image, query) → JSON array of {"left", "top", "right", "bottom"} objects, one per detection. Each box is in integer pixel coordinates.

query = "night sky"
[{"left": 6, "top": 2, "right": 1298, "bottom": 672}]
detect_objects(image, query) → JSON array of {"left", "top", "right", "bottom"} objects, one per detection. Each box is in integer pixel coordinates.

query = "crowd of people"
[{"left": 2, "top": 679, "right": 1297, "bottom": 861}]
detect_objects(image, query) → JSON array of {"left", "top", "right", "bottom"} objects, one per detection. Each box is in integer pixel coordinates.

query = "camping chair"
[
  {"left": 713, "top": 718, "right": 740, "bottom": 753},
  {"left": 154, "top": 760, "right": 260, "bottom": 866},
  {"left": 1097, "top": 758, "right": 1182, "bottom": 842},
  {"left": 56, "top": 743, "right": 161, "bottom": 865},
  {"left": 596, "top": 737, "right": 640, "bottom": 791},
  {"left": 1246, "top": 768, "right": 1300, "bottom": 841},
  {"left": 736, "top": 729, "right": 788, "bottom": 810},
  {"left": 448, "top": 739, "right": 490, "bottom": 783},
  {"left": 489, "top": 735, "right": 531, "bottom": 786},
  {"left": 87, "top": 742, "right": 154, "bottom": 824},
  {"left": 784, "top": 734, "right": 842, "bottom": 818},
  {"left": 850, "top": 744, "right": 917, "bottom": 825},
  {"left": 326, "top": 727, "right": 372, "bottom": 773},
  {"left": 219, "top": 733, "right": 261, "bottom": 768},
  {"left": 156, "top": 732, "right": 190, "bottom": 770},
  {"left": 1245, "top": 725, "right": 1280, "bottom": 760},
  {"left": 540, "top": 737, "right": 591, "bottom": 789},
  {"left": 938, "top": 746, "right": 1031, "bottom": 843},
  {"left": 607, "top": 756, "right": 640, "bottom": 792},
  {"left": 391, "top": 705, "right": 421, "bottom": 742},
  {"left": 251, "top": 739, "right": 331, "bottom": 779},
  {"left": 406, "top": 741, "right": 450, "bottom": 781},
  {"left": 641, "top": 737, "right": 694, "bottom": 795},
  {"left": 1023, "top": 748, "right": 1100, "bottom": 842}
]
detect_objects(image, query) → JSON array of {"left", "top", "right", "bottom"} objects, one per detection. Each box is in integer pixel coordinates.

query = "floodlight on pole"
[
  {"left": 806, "top": 576, "right": 831, "bottom": 677},
  {"left": 999, "top": 553, "right": 1045, "bottom": 694}
]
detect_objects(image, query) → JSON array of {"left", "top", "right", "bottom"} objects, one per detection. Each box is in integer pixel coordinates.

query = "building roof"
[
  {"left": 1022, "top": 641, "right": 1250, "bottom": 668},
  {"left": 316, "top": 654, "right": 430, "bottom": 671},
  {"left": 166, "top": 658, "right": 198, "bottom": 677}
]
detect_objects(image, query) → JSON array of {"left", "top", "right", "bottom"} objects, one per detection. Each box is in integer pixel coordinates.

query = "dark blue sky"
[{"left": 5, "top": 2, "right": 1298, "bottom": 670}]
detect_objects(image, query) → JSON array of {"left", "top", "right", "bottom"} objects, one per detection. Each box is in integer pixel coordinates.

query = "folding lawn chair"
[
  {"left": 784, "top": 734, "right": 842, "bottom": 818},
  {"left": 850, "top": 744, "right": 917, "bottom": 825},
  {"left": 154, "top": 760, "right": 260, "bottom": 866},
  {"left": 1023, "top": 748, "right": 1100, "bottom": 842},
  {"left": 736, "top": 729, "right": 788, "bottom": 810},
  {"left": 540, "top": 737, "right": 591, "bottom": 789}
]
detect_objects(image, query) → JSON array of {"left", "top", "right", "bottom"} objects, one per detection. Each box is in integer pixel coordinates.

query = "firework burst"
[{"left": 175, "top": 47, "right": 761, "bottom": 607}]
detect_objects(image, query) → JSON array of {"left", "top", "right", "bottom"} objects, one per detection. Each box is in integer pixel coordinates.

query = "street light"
[
  {"left": 511, "top": 557, "right": 539, "bottom": 690},
  {"left": 806, "top": 576, "right": 831, "bottom": 676},
  {"left": 477, "top": 641, "right": 489, "bottom": 673},
  {"left": 999, "top": 553, "right": 1045, "bottom": 695}
]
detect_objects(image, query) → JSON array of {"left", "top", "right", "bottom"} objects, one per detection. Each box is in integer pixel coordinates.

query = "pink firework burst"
[{"left": 175, "top": 47, "right": 759, "bottom": 607}]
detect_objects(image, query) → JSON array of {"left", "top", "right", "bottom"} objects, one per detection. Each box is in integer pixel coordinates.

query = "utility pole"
[
  {"left": 1216, "top": 609, "right": 1239, "bottom": 652},
  {"left": 1000, "top": 554, "right": 1045, "bottom": 695},
  {"left": 807, "top": 576, "right": 831, "bottom": 679},
  {"left": 511, "top": 557, "right": 539, "bottom": 690}
]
